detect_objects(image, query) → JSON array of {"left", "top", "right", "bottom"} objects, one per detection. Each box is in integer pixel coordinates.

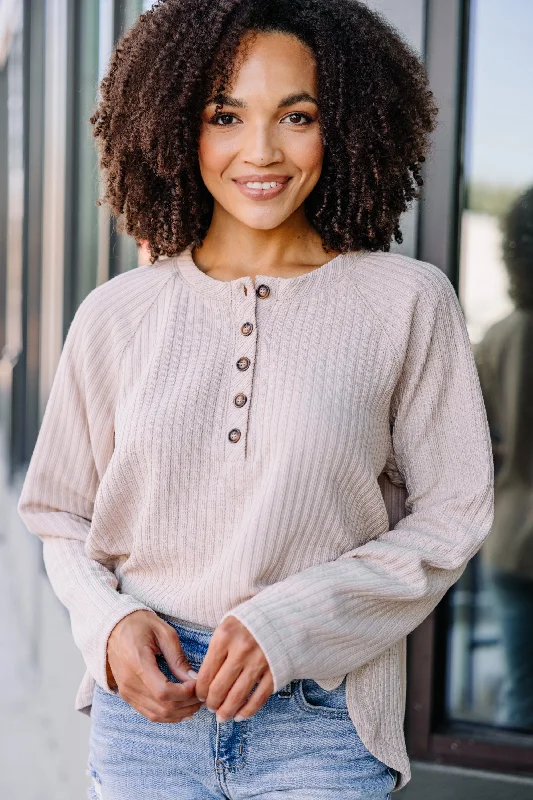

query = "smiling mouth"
[
  {"left": 241, "top": 180, "right": 284, "bottom": 189},
  {"left": 233, "top": 178, "right": 292, "bottom": 201}
]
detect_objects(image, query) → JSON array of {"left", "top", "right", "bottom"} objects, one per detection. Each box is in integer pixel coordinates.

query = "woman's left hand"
[{"left": 192, "top": 615, "right": 274, "bottom": 722}]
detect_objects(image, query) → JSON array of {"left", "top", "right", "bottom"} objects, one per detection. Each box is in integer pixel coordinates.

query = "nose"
[{"left": 242, "top": 121, "right": 283, "bottom": 166}]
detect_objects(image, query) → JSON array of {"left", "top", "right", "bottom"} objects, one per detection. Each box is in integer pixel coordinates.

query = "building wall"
[{"left": 1, "top": 1, "right": 532, "bottom": 797}]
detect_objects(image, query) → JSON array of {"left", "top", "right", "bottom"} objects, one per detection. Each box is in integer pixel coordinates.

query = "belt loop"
[{"left": 277, "top": 682, "right": 292, "bottom": 698}]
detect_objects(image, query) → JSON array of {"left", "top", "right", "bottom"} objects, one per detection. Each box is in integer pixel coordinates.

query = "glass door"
[{"left": 446, "top": 0, "right": 533, "bottom": 736}]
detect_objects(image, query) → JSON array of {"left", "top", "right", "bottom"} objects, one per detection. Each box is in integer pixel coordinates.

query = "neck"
[{"left": 193, "top": 202, "right": 340, "bottom": 279}]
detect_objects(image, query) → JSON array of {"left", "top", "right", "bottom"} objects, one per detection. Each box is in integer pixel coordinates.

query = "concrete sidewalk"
[{"left": 0, "top": 544, "right": 91, "bottom": 799}]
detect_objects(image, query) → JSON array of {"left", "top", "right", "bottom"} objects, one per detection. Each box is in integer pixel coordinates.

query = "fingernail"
[
  {"left": 234, "top": 714, "right": 245, "bottom": 722},
  {"left": 216, "top": 712, "right": 228, "bottom": 723},
  {"left": 197, "top": 696, "right": 206, "bottom": 702},
  {"left": 187, "top": 670, "right": 198, "bottom": 679}
]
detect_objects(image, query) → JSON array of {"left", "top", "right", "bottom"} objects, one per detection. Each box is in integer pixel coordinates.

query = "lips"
[
  {"left": 233, "top": 177, "right": 292, "bottom": 201},
  {"left": 233, "top": 175, "right": 291, "bottom": 184}
]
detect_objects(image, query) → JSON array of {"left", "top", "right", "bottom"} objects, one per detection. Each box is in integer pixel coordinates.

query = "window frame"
[
  {"left": 407, "top": 604, "right": 533, "bottom": 775},
  {"left": 407, "top": 0, "right": 533, "bottom": 776}
]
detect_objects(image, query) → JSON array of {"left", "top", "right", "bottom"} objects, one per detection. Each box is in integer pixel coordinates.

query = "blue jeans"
[
  {"left": 486, "top": 568, "right": 533, "bottom": 731},
  {"left": 87, "top": 616, "right": 398, "bottom": 799}
]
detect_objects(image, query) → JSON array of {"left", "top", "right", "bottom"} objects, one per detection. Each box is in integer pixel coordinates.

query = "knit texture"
[{"left": 17, "top": 247, "right": 494, "bottom": 789}]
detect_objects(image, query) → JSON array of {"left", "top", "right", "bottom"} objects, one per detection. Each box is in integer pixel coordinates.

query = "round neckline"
[{"left": 168, "top": 244, "right": 368, "bottom": 303}]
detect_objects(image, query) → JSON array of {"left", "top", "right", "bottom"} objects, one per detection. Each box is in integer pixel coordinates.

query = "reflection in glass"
[
  {"left": 446, "top": 0, "right": 533, "bottom": 732},
  {"left": 476, "top": 188, "right": 533, "bottom": 731}
]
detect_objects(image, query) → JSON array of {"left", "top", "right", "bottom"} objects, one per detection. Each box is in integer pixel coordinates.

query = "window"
[
  {"left": 447, "top": 0, "right": 533, "bottom": 736},
  {"left": 407, "top": 0, "right": 533, "bottom": 775}
]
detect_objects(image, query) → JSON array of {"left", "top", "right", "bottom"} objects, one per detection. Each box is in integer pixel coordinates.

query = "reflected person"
[{"left": 477, "top": 185, "right": 533, "bottom": 731}]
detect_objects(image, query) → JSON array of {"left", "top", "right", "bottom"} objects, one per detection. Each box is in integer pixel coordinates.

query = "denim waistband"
[{"left": 157, "top": 611, "right": 217, "bottom": 635}]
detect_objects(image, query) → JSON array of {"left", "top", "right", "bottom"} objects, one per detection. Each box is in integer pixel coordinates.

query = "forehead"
[{"left": 227, "top": 31, "right": 318, "bottom": 95}]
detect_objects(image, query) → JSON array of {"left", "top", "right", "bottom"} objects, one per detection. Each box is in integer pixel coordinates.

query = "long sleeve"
[
  {"left": 17, "top": 287, "right": 157, "bottom": 692},
  {"left": 220, "top": 272, "right": 495, "bottom": 693}
]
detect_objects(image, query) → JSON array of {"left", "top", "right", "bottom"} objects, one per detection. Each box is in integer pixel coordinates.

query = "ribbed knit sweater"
[{"left": 17, "top": 246, "right": 494, "bottom": 789}]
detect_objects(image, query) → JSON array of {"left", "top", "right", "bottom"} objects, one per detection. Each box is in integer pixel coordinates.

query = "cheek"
[
  {"left": 197, "top": 130, "right": 231, "bottom": 178},
  {"left": 288, "top": 132, "right": 324, "bottom": 177}
]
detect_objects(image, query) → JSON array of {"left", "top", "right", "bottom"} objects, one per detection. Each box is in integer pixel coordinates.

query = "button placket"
[{"left": 225, "top": 279, "right": 263, "bottom": 461}]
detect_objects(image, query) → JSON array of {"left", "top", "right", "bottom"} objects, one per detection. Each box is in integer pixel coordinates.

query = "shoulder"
[
  {"left": 344, "top": 250, "right": 456, "bottom": 309},
  {"left": 343, "top": 251, "right": 461, "bottom": 358},
  {"left": 68, "top": 261, "right": 178, "bottom": 350},
  {"left": 476, "top": 309, "right": 530, "bottom": 362},
  {"left": 75, "top": 261, "right": 177, "bottom": 321},
  {"left": 481, "top": 309, "right": 528, "bottom": 342}
]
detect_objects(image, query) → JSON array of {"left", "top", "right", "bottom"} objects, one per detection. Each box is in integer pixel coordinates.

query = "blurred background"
[{"left": 0, "top": 1, "right": 532, "bottom": 798}]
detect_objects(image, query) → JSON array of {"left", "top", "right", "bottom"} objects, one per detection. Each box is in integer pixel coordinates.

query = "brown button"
[
  {"left": 236, "top": 356, "right": 250, "bottom": 371},
  {"left": 241, "top": 322, "right": 253, "bottom": 336},
  {"left": 234, "top": 393, "right": 247, "bottom": 407},
  {"left": 228, "top": 429, "right": 241, "bottom": 443},
  {"left": 256, "top": 284, "right": 270, "bottom": 298}
]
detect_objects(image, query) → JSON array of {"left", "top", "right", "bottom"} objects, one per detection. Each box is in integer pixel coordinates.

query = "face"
[{"left": 198, "top": 31, "right": 324, "bottom": 231}]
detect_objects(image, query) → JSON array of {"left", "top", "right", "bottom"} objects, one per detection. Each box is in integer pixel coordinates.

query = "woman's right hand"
[{"left": 106, "top": 610, "right": 204, "bottom": 723}]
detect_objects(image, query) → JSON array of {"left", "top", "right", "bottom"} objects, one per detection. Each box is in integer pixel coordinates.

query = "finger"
[
  {"left": 231, "top": 672, "right": 273, "bottom": 721},
  {"left": 120, "top": 651, "right": 203, "bottom": 718},
  {"left": 194, "top": 634, "right": 230, "bottom": 702},
  {"left": 214, "top": 668, "right": 264, "bottom": 721},
  {"left": 122, "top": 678, "right": 204, "bottom": 713},
  {"left": 131, "top": 694, "right": 204, "bottom": 724},
  {"left": 136, "top": 647, "right": 197, "bottom": 705},
  {"left": 155, "top": 621, "right": 195, "bottom": 682},
  {"left": 202, "top": 658, "right": 245, "bottom": 711}
]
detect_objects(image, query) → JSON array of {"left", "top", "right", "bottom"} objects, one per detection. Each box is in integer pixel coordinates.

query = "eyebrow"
[{"left": 205, "top": 92, "right": 318, "bottom": 109}]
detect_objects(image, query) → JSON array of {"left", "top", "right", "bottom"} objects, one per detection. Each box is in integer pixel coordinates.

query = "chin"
[
  {"left": 239, "top": 218, "right": 288, "bottom": 231},
  {"left": 225, "top": 207, "right": 293, "bottom": 231}
]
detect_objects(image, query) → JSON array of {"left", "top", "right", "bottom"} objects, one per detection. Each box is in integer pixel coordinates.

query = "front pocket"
[{"left": 295, "top": 677, "right": 351, "bottom": 716}]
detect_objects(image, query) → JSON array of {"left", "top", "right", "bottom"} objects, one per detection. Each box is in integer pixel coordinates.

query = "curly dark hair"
[
  {"left": 90, "top": 0, "right": 438, "bottom": 263},
  {"left": 501, "top": 185, "right": 533, "bottom": 309}
]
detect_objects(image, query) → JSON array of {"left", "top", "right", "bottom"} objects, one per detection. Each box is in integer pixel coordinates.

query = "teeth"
[{"left": 244, "top": 181, "right": 281, "bottom": 189}]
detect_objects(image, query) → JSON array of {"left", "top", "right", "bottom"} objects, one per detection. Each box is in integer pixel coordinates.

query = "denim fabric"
[
  {"left": 87, "top": 617, "right": 398, "bottom": 799},
  {"left": 486, "top": 568, "right": 533, "bottom": 730}
]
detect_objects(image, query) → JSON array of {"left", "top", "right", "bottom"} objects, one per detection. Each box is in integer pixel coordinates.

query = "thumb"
[{"left": 156, "top": 622, "right": 194, "bottom": 683}]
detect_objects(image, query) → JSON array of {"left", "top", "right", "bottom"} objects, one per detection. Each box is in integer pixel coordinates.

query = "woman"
[
  {"left": 476, "top": 185, "right": 533, "bottom": 731},
  {"left": 17, "top": 1, "right": 494, "bottom": 798}
]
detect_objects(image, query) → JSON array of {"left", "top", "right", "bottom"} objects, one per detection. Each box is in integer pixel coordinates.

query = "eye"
[
  {"left": 208, "top": 112, "right": 239, "bottom": 126},
  {"left": 282, "top": 112, "right": 314, "bottom": 126},
  {"left": 207, "top": 111, "right": 315, "bottom": 127}
]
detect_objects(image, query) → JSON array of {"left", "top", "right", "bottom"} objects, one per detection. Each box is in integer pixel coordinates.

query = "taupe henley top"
[{"left": 17, "top": 246, "right": 494, "bottom": 789}]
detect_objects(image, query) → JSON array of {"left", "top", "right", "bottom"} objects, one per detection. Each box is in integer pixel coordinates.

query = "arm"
[
  {"left": 17, "top": 290, "right": 157, "bottom": 692},
  {"left": 220, "top": 273, "right": 495, "bottom": 693}
]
